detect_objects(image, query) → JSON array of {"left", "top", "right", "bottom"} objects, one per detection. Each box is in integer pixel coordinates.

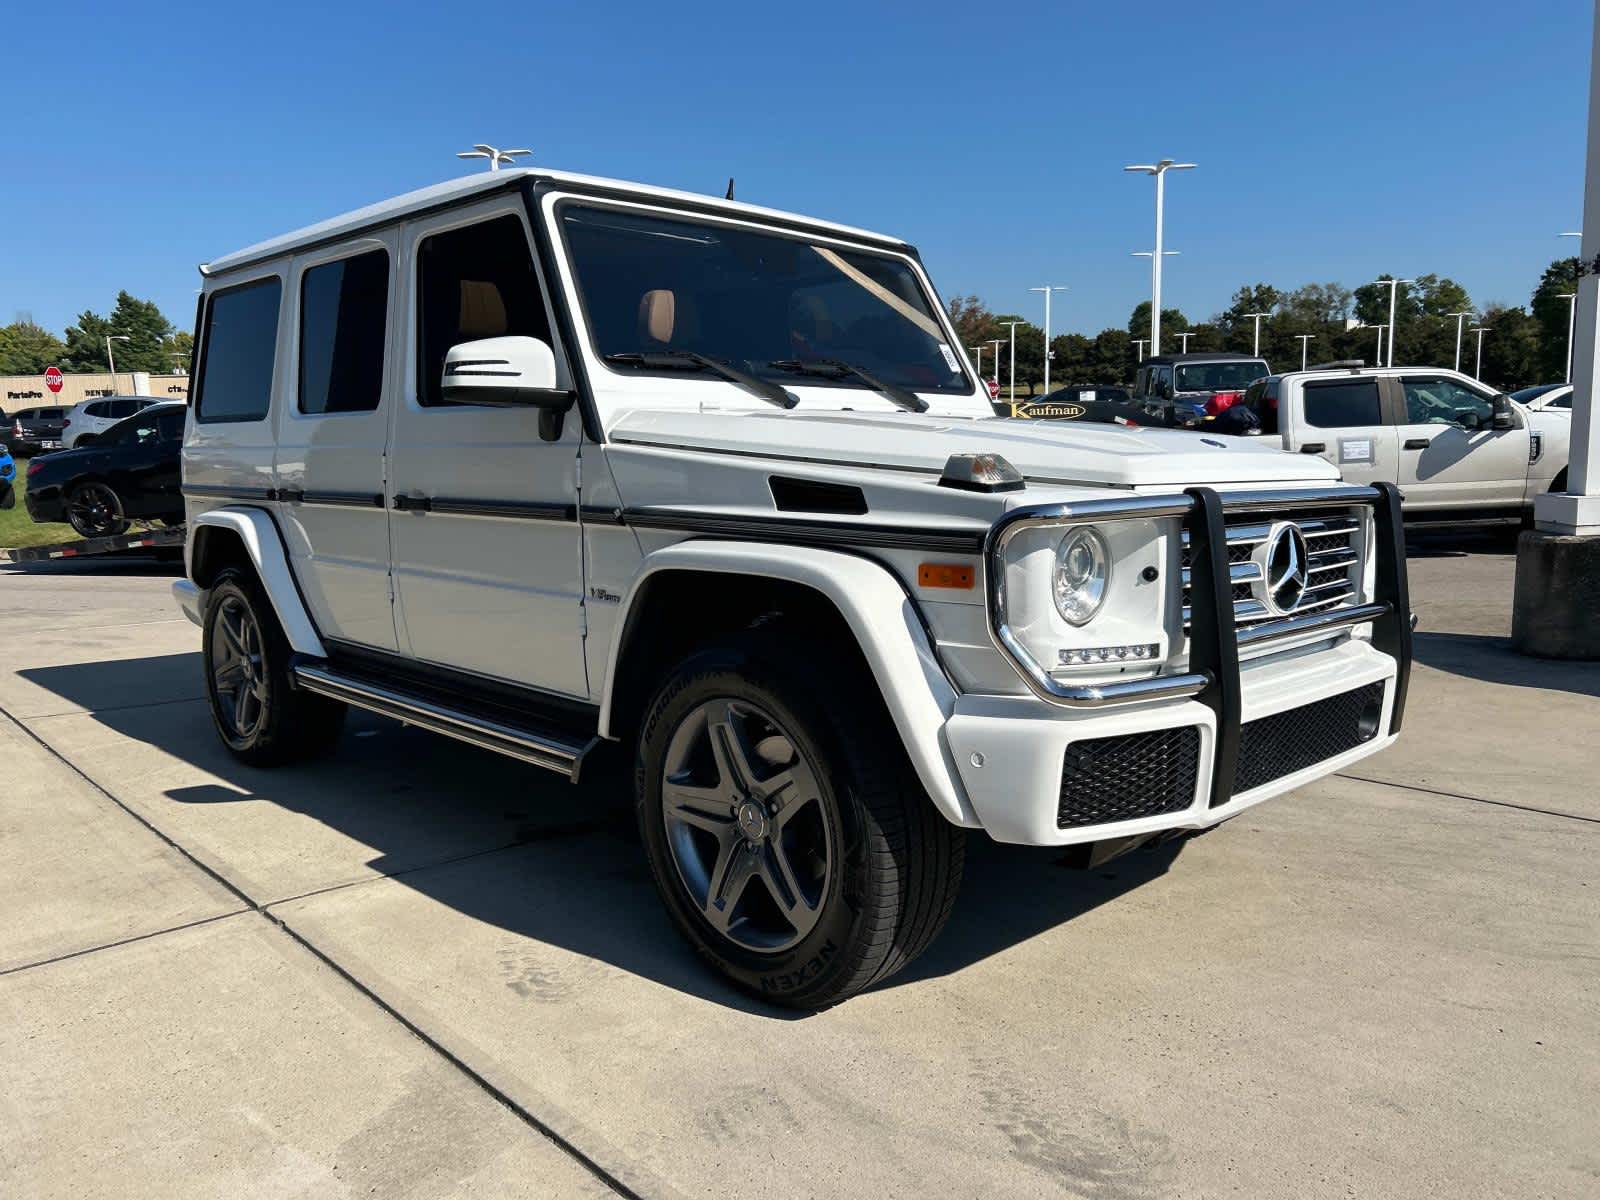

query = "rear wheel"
[
  {"left": 66, "top": 482, "right": 128, "bottom": 537},
  {"left": 636, "top": 631, "right": 964, "bottom": 1008},
  {"left": 203, "top": 567, "right": 346, "bottom": 766}
]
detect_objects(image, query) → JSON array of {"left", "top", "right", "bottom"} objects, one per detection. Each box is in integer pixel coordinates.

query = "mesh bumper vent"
[
  {"left": 1058, "top": 726, "right": 1202, "bottom": 828},
  {"left": 1229, "top": 682, "right": 1385, "bottom": 799}
]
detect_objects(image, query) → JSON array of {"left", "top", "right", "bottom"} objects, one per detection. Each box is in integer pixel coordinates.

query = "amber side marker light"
[{"left": 919, "top": 563, "right": 975, "bottom": 589}]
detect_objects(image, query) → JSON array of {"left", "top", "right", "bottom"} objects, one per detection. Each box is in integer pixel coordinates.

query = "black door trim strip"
[{"left": 620, "top": 507, "right": 987, "bottom": 554}]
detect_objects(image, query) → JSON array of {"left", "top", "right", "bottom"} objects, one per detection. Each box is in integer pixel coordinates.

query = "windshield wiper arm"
[
  {"left": 604, "top": 351, "right": 795, "bottom": 409},
  {"left": 768, "top": 359, "right": 928, "bottom": 413}
]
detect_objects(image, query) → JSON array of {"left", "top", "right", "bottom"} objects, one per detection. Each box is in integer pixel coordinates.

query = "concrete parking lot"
[{"left": 1, "top": 534, "right": 1595, "bottom": 1199}]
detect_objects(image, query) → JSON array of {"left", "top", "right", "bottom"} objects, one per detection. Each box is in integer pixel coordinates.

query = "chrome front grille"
[{"left": 1181, "top": 509, "right": 1363, "bottom": 631}]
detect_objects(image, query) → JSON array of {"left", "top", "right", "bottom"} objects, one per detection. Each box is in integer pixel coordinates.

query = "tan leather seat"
[
  {"left": 459, "top": 280, "right": 508, "bottom": 338},
  {"left": 639, "top": 289, "right": 676, "bottom": 344}
]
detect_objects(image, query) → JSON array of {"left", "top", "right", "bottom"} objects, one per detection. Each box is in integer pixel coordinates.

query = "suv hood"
[{"left": 608, "top": 408, "right": 1338, "bottom": 488}]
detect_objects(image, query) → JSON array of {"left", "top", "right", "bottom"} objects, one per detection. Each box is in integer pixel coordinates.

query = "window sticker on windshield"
[
  {"left": 1339, "top": 437, "right": 1375, "bottom": 465},
  {"left": 937, "top": 343, "right": 960, "bottom": 372}
]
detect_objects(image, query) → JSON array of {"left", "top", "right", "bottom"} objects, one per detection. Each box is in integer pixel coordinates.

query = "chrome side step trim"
[{"left": 292, "top": 661, "right": 597, "bottom": 780}]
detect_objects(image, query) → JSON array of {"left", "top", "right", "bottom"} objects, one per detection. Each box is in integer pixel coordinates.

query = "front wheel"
[
  {"left": 66, "top": 482, "right": 128, "bottom": 537},
  {"left": 636, "top": 632, "right": 964, "bottom": 1008}
]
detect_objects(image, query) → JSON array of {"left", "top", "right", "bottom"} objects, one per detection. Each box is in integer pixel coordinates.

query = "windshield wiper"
[
  {"left": 768, "top": 359, "right": 928, "bottom": 413},
  {"left": 604, "top": 351, "right": 795, "bottom": 410}
]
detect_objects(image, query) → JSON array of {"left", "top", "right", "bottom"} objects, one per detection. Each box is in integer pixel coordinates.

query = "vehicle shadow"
[
  {"left": 18, "top": 651, "right": 1184, "bottom": 1016},
  {"left": 1403, "top": 525, "right": 1519, "bottom": 559},
  {"left": 0, "top": 555, "right": 185, "bottom": 578},
  {"left": 1412, "top": 631, "right": 1600, "bottom": 700}
]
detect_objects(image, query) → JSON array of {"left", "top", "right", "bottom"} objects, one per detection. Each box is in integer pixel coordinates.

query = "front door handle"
[
  {"left": 1403, "top": 437, "right": 1430, "bottom": 450},
  {"left": 392, "top": 495, "right": 432, "bottom": 513},
  {"left": 1300, "top": 443, "right": 1326, "bottom": 454}
]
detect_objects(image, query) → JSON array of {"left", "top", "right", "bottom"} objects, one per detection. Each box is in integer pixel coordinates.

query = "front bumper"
[{"left": 950, "top": 481, "right": 1413, "bottom": 846}]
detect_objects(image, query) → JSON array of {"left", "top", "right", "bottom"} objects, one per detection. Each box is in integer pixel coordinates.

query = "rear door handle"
[
  {"left": 1300, "top": 443, "right": 1326, "bottom": 454},
  {"left": 392, "top": 495, "right": 432, "bottom": 512},
  {"left": 1403, "top": 438, "right": 1429, "bottom": 450}
]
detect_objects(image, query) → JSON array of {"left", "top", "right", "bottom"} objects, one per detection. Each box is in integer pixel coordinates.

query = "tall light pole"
[
  {"left": 1560, "top": 293, "right": 1578, "bottom": 381},
  {"left": 1000, "top": 321, "right": 1024, "bottom": 403},
  {"left": 988, "top": 338, "right": 1004, "bottom": 397},
  {"left": 1372, "top": 277, "right": 1413, "bottom": 367},
  {"left": 105, "top": 334, "right": 131, "bottom": 393},
  {"left": 1133, "top": 338, "right": 1148, "bottom": 361},
  {"left": 1176, "top": 331, "right": 1195, "bottom": 352},
  {"left": 970, "top": 345, "right": 983, "bottom": 377},
  {"left": 1243, "top": 311, "right": 1271, "bottom": 357},
  {"left": 1446, "top": 310, "right": 1476, "bottom": 373},
  {"left": 1029, "top": 285, "right": 1067, "bottom": 393},
  {"left": 1470, "top": 326, "right": 1490, "bottom": 380},
  {"left": 1296, "top": 334, "right": 1316, "bottom": 370},
  {"left": 1124, "top": 159, "right": 1196, "bottom": 356},
  {"left": 456, "top": 143, "right": 532, "bottom": 172},
  {"left": 1373, "top": 324, "right": 1387, "bottom": 367}
]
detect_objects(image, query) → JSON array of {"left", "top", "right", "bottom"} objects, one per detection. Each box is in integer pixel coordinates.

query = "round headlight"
[{"left": 1053, "top": 527, "right": 1110, "bottom": 625}]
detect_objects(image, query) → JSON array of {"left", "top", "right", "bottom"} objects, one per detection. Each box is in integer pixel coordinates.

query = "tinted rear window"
[
  {"left": 1303, "top": 379, "right": 1381, "bottom": 428},
  {"left": 299, "top": 249, "right": 389, "bottom": 415},
  {"left": 196, "top": 277, "right": 282, "bottom": 423}
]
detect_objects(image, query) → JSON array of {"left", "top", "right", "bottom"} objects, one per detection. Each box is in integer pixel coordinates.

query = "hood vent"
[{"left": 768, "top": 475, "right": 869, "bottom": 515}]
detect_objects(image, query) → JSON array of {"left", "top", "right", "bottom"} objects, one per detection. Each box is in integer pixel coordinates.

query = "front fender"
[
  {"left": 187, "top": 506, "right": 325, "bottom": 657},
  {"left": 598, "top": 541, "right": 978, "bottom": 828}
]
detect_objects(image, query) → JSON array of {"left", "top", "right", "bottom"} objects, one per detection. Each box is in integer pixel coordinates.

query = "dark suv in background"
[
  {"left": 1133, "top": 352, "right": 1271, "bottom": 426},
  {"left": 6, "top": 405, "right": 70, "bottom": 455}
]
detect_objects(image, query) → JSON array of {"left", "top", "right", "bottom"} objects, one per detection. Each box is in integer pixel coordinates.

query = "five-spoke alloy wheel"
[
  {"left": 660, "top": 698, "right": 833, "bottom": 953},
  {"left": 201, "top": 567, "right": 346, "bottom": 766},
  {"left": 637, "top": 631, "right": 965, "bottom": 1009}
]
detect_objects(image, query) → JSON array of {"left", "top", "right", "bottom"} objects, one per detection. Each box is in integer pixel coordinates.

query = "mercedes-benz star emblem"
[{"left": 1261, "top": 523, "right": 1310, "bottom": 615}]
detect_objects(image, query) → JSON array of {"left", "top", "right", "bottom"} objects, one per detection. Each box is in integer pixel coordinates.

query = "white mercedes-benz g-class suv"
[{"left": 174, "top": 169, "right": 1412, "bottom": 1007}]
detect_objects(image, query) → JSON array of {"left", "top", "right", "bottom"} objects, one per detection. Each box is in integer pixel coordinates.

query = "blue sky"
[{"left": 1, "top": 0, "right": 1591, "bottom": 342}]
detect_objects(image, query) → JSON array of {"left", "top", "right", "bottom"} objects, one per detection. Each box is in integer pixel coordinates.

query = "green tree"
[
  {"left": 1126, "top": 301, "right": 1188, "bottom": 342},
  {"left": 62, "top": 292, "right": 180, "bottom": 375},
  {"left": 0, "top": 320, "right": 68, "bottom": 374},
  {"left": 946, "top": 294, "right": 996, "bottom": 350},
  {"left": 1530, "top": 257, "right": 1582, "bottom": 383},
  {"left": 1473, "top": 305, "right": 1540, "bottom": 390}
]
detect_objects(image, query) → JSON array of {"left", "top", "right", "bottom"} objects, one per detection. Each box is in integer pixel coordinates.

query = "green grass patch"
[{"left": 1, "top": 459, "right": 76, "bottom": 550}]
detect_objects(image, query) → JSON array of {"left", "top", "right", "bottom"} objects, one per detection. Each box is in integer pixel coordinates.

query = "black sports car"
[{"left": 25, "top": 403, "right": 187, "bottom": 537}]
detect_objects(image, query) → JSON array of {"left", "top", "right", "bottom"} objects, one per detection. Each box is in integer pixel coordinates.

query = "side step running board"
[{"left": 292, "top": 661, "right": 599, "bottom": 781}]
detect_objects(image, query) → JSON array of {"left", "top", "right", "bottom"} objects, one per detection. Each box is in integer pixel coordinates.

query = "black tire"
[
  {"left": 635, "top": 630, "right": 964, "bottom": 1008},
  {"left": 66, "top": 481, "right": 129, "bottom": 538},
  {"left": 202, "top": 567, "right": 346, "bottom": 766}
]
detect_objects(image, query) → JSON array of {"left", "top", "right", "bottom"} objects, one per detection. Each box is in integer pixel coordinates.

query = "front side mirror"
[
  {"left": 1491, "top": 395, "right": 1514, "bottom": 430},
  {"left": 441, "top": 336, "right": 575, "bottom": 441}
]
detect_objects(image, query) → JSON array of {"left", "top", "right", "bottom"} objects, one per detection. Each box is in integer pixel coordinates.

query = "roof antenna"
[
  {"left": 457, "top": 144, "right": 532, "bottom": 172},
  {"left": 725, "top": 177, "right": 735, "bottom": 200}
]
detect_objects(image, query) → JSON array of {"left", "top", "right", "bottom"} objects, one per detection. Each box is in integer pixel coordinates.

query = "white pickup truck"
[
  {"left": 1238, "top": 366, "right": 1572, "bottom": 523},
  {"left": 172, "top": 168, "right": 1413, "bottom": 1006}
]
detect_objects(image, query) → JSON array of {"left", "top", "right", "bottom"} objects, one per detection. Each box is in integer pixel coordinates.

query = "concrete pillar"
[
  {"left": 1514, "top": 1, "right": 1600, "bottom": 658},
  {"left": 131, "top": 372, "right": 151, "bottom": 397}
]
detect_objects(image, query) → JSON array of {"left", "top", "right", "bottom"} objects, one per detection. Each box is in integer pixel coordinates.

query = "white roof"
[{"left": 202, "top": 168, "right": 907, "bottom": 275}]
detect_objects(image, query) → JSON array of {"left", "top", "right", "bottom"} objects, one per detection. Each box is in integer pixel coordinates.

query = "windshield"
[
  {"left": 1175, "top": 361, "right": 1269, "bottom": 391},
  {"left": 560, "top": 204, "right": 973, "bottom": 396}
]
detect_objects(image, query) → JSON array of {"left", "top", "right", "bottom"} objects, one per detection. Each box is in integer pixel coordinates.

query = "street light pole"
[
  {"left": 1296, "top": 334, "right": 1315, "bottom": 370},
  {"left": 1000, "top": 321, "right": 1023, "bottom": 403},
  {"left": 105, "top": 334, "right": 130, "bottom": 393},
  {"left": 1559, "top": 293, "right": 1579, "bottom": 381},
  {"left": 970, "top": 345, "right": 982, "bottom": 377},
  {"left": 988, "top": 339, "right": 1004, "bottom": 397},
  {"left": 1124, "top": 159, "right": 1196, "bottom": 356},
  {"left": 1243, "top": 311, "right": 1271, "bottom": 357},
  {"left": 1029, "top": 285, "right": 1067, "bottom": 393},
  {"left": 1133, "top": 338, "right": 1148, "bottom": 361},
  {"left": 1446, "top": 310, "right": 1476, "bottom": 373},
  {"left": 1373, "top": 324, "right": 1386, "bottom": 367},
  {"left": 1470, "top": 326, "right": 1490, "bottom": 380},
  {"left": 1373, "top": 277, "right": 1414, "bottom": 368},
  {"left": 1176, "top": 331, "right": 1194, "bottom": 352}
]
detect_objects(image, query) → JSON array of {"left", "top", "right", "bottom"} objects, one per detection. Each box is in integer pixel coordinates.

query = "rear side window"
[
  {"left": 85, "top": 402, "right": 110, "bottom": 417},
  {"left": 299, "top": 249, "right": 390, "bottom": 415},
  {"left": 416, "top": 215, "right": 552, "bottom": 407},
  {"left": 195, "top": 276, "right": 282, "bottom": 423},
  {"left": 108, "top": 399, "right": 140, "bottom": 418},
  {"left": 157, "top": 410, "right": 186, "bottom": 440},
  {"left": 1303, "top": 379, "right": 1381, "bottom": 428}
]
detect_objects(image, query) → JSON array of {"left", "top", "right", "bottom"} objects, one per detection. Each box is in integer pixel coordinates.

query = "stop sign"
[
  {"left": 986, "top": 378, "right": 1000, "bottom": 400},
  {"left": 44, "top": 366, "right": 64, "bottom": 393}
]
